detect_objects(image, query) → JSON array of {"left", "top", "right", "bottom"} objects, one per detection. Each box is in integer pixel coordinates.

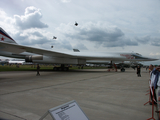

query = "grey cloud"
[
  {"left": 32, "top": 31, "right": 43, "bottom": 37},
  {"left": 13, "top": 6, "right": 48, "bottom": 30},
  {"left": 28, "top": 37, "right": 50, "bottom": 45},
  {"left": 60, "top": 40, "right": 72, "bottom": 50},
  {"left": 73, "top": 43, "right": 88, "bottom": 50},
  {"left": 13, "top": 32, "right": 28, "bottom": 43},
  {"left": 135, "top": 36, "right": 150, "bottom": 44},
  {"left": 151, "top": 38, "right": 160, "bottom": 46},
  {"left": 135, "top": 36, "right": 160, "bottom": 46},
  {"left": 61, "top": 22, "right": 138, "bottom": 48},
  {"left": 13, "top": 30, "right": 73, "bottom": 50},
  {"left": 78, "top": 27, "right": 124, "bottom": 43},
  {"left": 19, "top": 36, "right": 50, "bottom": 46},
  {"left": 103, "top": 38, "right": 138, "bottom": 47},
  {"left": 12, "top": 30, "right": 50, "bottom": 45},
  {"left": 49, "top": 40, "right": 72, "bottom": 50}
]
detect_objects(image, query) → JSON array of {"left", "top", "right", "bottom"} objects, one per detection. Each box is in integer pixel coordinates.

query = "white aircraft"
[
  {"left": 0, "top": 59, "right": 9, "bottom": 64},
  {"left": 8, "top": 59, "right": 25, "bottom": 65},
  {"left": 0, "top": 27, "right": 158, "bottom": 71}
]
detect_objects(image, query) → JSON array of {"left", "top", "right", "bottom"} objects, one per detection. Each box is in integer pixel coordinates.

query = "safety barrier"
[
  {"left": 144, "top": 80, "right": 152, "bottom": 106},
  {"left": 145, "top": 80, "right": 159, "bottom": 120}
]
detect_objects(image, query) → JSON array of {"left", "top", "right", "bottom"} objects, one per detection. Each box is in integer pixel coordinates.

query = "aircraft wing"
[
  {"left": 0, "top": 41, "right": 74, "bottom": 57},
  {"left": 0, "top": 41, "right": 126, "bottom": 60}
]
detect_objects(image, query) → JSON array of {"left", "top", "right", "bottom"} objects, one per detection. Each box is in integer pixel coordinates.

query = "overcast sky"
[{"left": 0, "top": 0, "right": 160, "bottom": 65}]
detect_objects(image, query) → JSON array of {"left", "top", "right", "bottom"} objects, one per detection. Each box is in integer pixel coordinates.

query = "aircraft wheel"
[
  {"left": 63, "top": 67, "right": 69, "bottom": 71},
  {"left": 121, "top": 68, "right": 125, "bottom": 72},
  {"left": 58, "top": 67, "right": 62, "bottom": 71},
  {"left": 53, "top": 67, "right": 57, "bottom": 71}
]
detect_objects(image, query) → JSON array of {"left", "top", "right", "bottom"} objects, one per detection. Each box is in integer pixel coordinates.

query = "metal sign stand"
[{"left": 39, "top": 111, "right": 50, "bottom": 120}]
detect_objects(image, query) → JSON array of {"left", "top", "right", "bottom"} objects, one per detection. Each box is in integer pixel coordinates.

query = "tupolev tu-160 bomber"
[{"left": 0, "top": 27, "right": 158, "bottom": 72}]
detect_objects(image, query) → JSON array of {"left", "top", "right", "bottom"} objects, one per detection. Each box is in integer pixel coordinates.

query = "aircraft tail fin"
[{"left": 0, "top": 27, "right": 17, "bottom": 44}]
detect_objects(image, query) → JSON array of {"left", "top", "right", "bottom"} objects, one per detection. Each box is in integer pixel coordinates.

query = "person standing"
[
  {"left": 149, "top": 64, "right": 156, "bottom": 105},
  {"left": 153, "top": 66, "right": 160, "bottom": 118},
  {"left": 137, "top": 65, "right": 141, "bottom": 77},
  {"left": 150, "top": 65, "right": 156, "bottom": 88},
  {"left": 37, "top": 64, "right": 40, "bottom": 76}
]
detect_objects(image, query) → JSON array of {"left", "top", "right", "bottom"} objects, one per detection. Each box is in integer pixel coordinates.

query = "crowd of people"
[{"left": 148, "top": 64, "right": 160, "bottom": 119}]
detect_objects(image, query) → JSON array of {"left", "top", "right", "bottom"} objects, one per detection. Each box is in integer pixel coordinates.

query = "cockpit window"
[{"left": 135, "top": 53, "right": 142, "bottom": 56}]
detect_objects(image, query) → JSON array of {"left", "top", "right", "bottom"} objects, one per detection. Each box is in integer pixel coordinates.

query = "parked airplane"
[
  {"left": 0, "top": 27, "right": 158, "bottom": 71},
  {"left": 8, "top": 59, "right": 25, "bottom": 65},
  {"left": 0, "top": 59, "right": 9, "bottom": 65}
]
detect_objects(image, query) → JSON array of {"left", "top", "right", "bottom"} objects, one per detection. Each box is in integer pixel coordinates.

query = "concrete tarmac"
[{"left": 0, "top": 68, "right": 155, "bottom": 120}]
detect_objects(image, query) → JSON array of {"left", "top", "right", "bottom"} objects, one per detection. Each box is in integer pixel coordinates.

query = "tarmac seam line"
[
  {"left": 0, "top": 73, "right": 119, "bottom": 96},
  {"left": 0, "top": 110, "right": 27, "bottom": 120}
]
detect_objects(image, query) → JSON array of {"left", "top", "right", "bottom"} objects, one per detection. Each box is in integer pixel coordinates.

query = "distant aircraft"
[
  {"left": 73, "top": 49, "right": 80, "bottom": 52},
  {"left": 0, "top": 59, "right": 9, "bottom": 65},
  {"left": 0, "top": 27, "right": 158, "bottom": 71},
  {"left": 75, "top": 22, "right": 78, "bottom": 26},
  {"left": 8, "top": 59, "right": 25, "bottom": 64},
  {"left": 53, "top": 36, "right": 57, "bottom": 39}
]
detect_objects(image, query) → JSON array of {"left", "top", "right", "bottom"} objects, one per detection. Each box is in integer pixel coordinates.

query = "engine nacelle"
[{"left": 25, "top": 55, "right": 43, "bottom": 62}]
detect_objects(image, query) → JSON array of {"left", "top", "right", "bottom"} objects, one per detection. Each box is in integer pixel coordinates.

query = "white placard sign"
[{"left": 49, "top": 100, "right": 89, "bottom": 120}]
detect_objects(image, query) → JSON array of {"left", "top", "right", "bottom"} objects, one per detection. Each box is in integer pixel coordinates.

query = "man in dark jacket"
[
  {"left": 137, "top": 65, "right": 141, "bottom": 77},
  {"left": 37, "top": 64, "right": 40, "bottom": 76}
]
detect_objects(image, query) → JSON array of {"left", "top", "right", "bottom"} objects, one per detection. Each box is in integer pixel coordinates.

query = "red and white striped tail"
[{"left": 0, "top": 27, "right": 17, "bottom": 44}]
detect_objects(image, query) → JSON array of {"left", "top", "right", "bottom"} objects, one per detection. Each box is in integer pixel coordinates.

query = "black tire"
[
  {"left": 53, "top": 67, "right": 57, "bottom": 71},
  {"left": 121, "top": 68, "right": 125, "bottom": 72}
]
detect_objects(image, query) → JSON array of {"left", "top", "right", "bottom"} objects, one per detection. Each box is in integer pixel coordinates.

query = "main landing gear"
[
  {"left": 121, "top": 68, "right": 125, "bottom": 72},
  {"left": 53, "top": 64, "right": 69, "bottom": 71}
]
